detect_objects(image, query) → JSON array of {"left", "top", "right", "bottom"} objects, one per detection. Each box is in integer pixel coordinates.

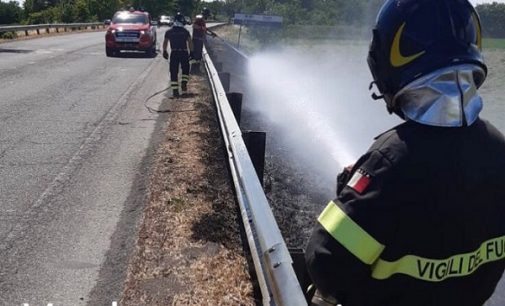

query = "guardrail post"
[
  {"left": 218, "top": 72, "right": 230, "bottom": 92},
  {"left": 64, "top": 27, "right": 67, "bottom": 32},
  {"left": 226, "top": 92, "right": 243, "bottom": 125},
  {"left": 45, "top": 27, "right": 50, "bottom": 34},
  {"left": 36, "top": 29, "right": 40, "bottom": 35},
  {"left": 56, "top": 27, "right": 59, "bottom": 33},
  {"left": 242, "top": 131, "right": 266, "bottom": 186},
  {"left": 25, "top": 30, "right": 29, "bottom": 36}
]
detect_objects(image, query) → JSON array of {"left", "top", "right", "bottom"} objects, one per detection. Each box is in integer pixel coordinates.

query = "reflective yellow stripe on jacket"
[
  {"left": 318, "top": 201, "right": 385, "bottom": 265},
  {"left": 318, "top": 201, "right": 505, "bottom": 282}
]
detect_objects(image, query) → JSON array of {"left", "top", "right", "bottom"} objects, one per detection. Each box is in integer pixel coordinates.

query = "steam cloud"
[{"left": 246, "top": 42, "right": 401, "bottom": 191}]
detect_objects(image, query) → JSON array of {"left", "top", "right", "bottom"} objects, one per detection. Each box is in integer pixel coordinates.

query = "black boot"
[{"left": 173, "top": 89, "right": 180, "bottom": 97}]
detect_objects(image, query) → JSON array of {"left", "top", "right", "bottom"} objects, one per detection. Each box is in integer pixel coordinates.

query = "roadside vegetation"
[
  {"left": 2, "top": 0, "right": 505, "bottom": 38},
  {"left": 484, "top": 38, "right": 505, "bottom": 50},
  {"left": 0, "top": 0, "right": 198, "bottom": 25}
]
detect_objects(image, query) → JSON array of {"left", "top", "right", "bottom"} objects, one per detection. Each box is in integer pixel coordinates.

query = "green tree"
[
  {"left": 477, "top": 3, "right": 505, "bottom": 38},
  {"left": 14, "top": 0, "right": 387, "bottom": 26},
  {"left": 0, "top": 1, "right": 23, "bottom": 24},
  {"left": 73, "top": 0, "right": 90, "bottom": 22},
  {"left": 26, "top": 6, "right": 59, "bottom": 23},
  {"left": 88, "top": 0, "right": 118, "bottom": 21},
  {"left": 59, "top": 1, "right": 74, "bottom": 22},
  {"left": 126, "top": 0, "right": 178, "bottom": 18},
  {"left": 24, "top": 0, "right": 51, "bottom": 15}
]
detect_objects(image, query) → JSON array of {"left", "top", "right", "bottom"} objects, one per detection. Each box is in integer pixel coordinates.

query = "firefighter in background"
[
  {"left": 190, "top": 14, "right": 217, "bottom": 74},
  {"left": 305, "top": 0, "right": 505, "bottom": 305},
  {"left": 202, "top": 7, "right": 211, "bottom": 20},
  {"left": 162, "top": 12, "right": 192, "bottom": 97}
]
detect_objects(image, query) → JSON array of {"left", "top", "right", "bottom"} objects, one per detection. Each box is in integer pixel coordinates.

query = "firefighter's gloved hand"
[
  {"left": 211, "top": 32, "right": 217, "bottom": 38},
  {"left": 162, "top": 50, "right": 169, "bottom": 60},
  {"left": 311, "top": 289, "right": 339, "bottom": 306}
]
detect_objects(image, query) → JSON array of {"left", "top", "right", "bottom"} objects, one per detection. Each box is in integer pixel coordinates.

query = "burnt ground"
[
  {"left": 207, "top": 29, "right": 332, "bottom": 249},
  {"left": 120, "top": 74, "right": 255, "bottom": 305}
]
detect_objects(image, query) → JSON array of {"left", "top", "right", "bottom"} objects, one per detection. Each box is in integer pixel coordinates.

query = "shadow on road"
[
  {"left": 0, "top": 48, "right": 34, "bottom": 53},
  {"left": 110, "top": 51, "right": 157, "bottom": 59}
]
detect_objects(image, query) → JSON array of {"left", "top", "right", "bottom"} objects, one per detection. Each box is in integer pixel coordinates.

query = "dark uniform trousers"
[
  {"left": 192, "top": 38, "right": 204, "bottom": 61},
  {"left": 190, "top": 36, "right": 205, "bottom": 74},
  {"left": 306, "top": 118, "right": 505, "bottom": 306},
  {"left": 170, "top": 50, "right": 189, "bottom": 90}
]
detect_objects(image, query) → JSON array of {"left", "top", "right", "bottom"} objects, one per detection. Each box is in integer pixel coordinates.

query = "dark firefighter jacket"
[
  {"left": 164, "top": 26, "right": 190, "bottom": 51},
  {"left": 305, "top": 118, "right": 505, "bottom": 306}
]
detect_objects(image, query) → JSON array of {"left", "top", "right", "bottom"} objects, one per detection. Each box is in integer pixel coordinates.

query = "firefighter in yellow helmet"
[{"left": 305, "top": 0, "right": 505, "bottom": 305}]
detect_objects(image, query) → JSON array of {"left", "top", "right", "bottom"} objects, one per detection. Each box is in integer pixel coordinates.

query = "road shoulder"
[{"left": 120, "top": 74, "right": 255, "bottom": 305}]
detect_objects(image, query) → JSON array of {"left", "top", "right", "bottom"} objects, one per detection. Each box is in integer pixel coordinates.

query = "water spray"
[{"left": 246, "top": 44, "right": 401, "bottom": 189}]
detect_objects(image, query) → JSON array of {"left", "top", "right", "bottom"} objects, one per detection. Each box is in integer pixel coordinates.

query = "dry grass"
[{"left": 120, "top": 74, "right": 255, "bottom": 305}]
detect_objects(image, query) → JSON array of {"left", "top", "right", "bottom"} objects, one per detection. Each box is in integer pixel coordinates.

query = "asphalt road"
[{"left": 0, "top": 28, "right": 174, "bottom": 305}]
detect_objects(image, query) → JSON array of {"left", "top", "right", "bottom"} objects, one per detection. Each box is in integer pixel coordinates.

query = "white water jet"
[{"left": 246, "top": 42, "right": 401, "bottom": 188}]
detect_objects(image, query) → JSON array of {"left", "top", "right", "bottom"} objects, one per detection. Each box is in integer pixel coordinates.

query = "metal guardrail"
[
  {"left": 0, "top": 23, "right": 105, "bottom": 35},
  {"left": 202, "top": 44, "right": 307, "bottom": 305}
]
